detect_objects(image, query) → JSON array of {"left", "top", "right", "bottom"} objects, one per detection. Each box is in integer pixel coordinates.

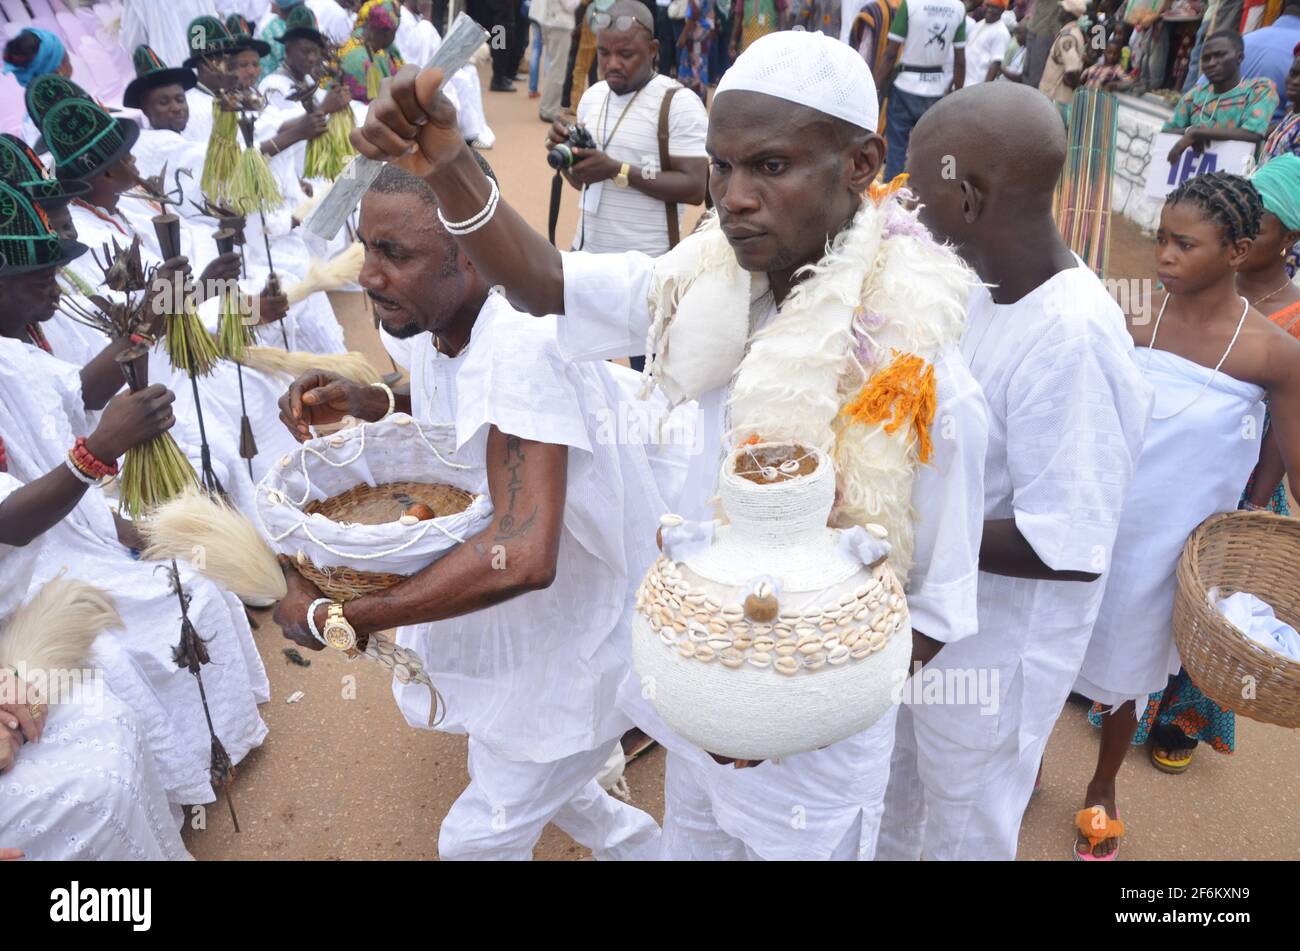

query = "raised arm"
[
  {"left": 276, "top": 426, "right": 569, "bottom": 645},
  {"left": 352, "top": 67, "right": 566, "bottom": 316}
]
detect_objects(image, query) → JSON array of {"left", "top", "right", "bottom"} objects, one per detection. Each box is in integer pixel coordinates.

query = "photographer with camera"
[{"left": 546, "top": 0, "right": 709, "bottom": 263}]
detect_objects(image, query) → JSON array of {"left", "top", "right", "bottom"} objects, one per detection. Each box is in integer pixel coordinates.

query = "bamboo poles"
[{"left": 1053, "top": 88, "right": 1118, "bottom": 279}]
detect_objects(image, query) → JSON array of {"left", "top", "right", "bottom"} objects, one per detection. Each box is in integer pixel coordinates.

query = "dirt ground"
[{"left": 183, "top": 68, "right": 1300, "bottom": 861}]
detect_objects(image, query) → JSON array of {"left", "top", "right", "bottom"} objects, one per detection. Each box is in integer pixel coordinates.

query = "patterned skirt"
[{"left": 1088, "top": 669, "right": 1236, "bottom": 753}]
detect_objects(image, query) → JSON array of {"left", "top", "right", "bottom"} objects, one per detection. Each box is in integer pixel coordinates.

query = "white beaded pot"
[{"left": 632, "top": 442, "right": 911, "bottom": 760}]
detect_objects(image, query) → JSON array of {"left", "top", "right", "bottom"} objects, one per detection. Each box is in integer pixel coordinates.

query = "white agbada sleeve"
[
  {"left": 1005, "top": 327, "right": 1147, "bottom": 574},
  {"left": 452, "top": 307, "right": 594, "bottom": 456},
  {"left": 557, "top": 248, "right": 655, "bottom": 361},
  {"left": 904, "top": 349, "right": 988, "bottom": 643}
]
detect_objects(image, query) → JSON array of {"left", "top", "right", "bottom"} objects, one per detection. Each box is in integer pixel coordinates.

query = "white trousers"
[
  {"left": 659, "top": 753, "right": 869, "bottom": 861},
  {"left": 875, "top": 703, "right": 1042, "bottom": 861},
  {"left": 539, "top": 25, "right": 572, "bottom": 121},
  {"left": 438, "top": 737, "right": 662, "bottom": 861},
  {"left": 656, "top": 706, "right": 899, "bottom": 861}
]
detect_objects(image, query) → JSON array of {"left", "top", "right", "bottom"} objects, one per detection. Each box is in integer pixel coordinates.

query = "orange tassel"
[
  {"left": 838, "top": 350, "right": 937, "bottom": 463},
  {"left": 868, "top": 173, "right": 910, "bottom": 205}
]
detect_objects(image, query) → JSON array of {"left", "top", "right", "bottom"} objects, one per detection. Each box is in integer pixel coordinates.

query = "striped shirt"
[{"left": 573, "top": 74, "right": 709, "bottom": 257}]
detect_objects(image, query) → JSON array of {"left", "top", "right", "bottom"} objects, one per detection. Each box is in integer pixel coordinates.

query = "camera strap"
[
  {"left": 658, "top": 85, "right": 681, "bottom": 249},
  {"left": 548, "top": 169, "right": 564, "bottom": 247}
]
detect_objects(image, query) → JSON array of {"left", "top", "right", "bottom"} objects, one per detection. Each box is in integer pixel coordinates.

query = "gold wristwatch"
[
  {"left": 613, "top": 162, "right": 630, "bottom": 188},
  {"left": 322, "top": 601, "right": 360, "bottom": 656}
]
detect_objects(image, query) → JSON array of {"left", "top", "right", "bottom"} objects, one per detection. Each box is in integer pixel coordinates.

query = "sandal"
[
  {"left": 1149, "top": 723, "right": 1198, "bottom": 774},
  {"left": 1073, "top": 805, "right": 1124, "bottom": 861},
  {"left": 1150, "top": 744, "right": 1195, "bottom": 774}
]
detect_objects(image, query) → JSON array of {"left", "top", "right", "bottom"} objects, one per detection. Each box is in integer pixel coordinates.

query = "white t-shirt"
[
  {"left": 888, "top": 0, "right": 968, "bottom": 98},
  {"left": 573, "top": 74, "right": 709, "bottom": 257},
  {"left": 963, "top": 17, "right": 1011, "bottom": 86}
]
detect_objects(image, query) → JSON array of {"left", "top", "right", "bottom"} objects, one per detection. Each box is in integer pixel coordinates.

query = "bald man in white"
[{"left": 349, "top": 30, "right": 989, "bottom": 860}]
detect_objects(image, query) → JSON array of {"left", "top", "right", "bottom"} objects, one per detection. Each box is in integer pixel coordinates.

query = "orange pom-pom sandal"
[{"left": 1073, "top": 805, "right": 1124, "bottom": 861}]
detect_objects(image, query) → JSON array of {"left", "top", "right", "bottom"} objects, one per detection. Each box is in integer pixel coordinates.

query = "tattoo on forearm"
[{"left": 494, "top": 434, "right": 537, "bottom": 542}]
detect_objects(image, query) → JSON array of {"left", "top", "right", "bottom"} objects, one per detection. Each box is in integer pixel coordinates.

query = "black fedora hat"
[
  {"left": 123, "top": 45, "right": 198, "bottom": 110},
  {"left": 0, "top": 180, "right": 88, "bottom": 277},
  {"left": 40, "top": 98, "right": 141, "bottom": 183},
  {"left": 0, "top": 133, "right": 88, "bottom": 207}
]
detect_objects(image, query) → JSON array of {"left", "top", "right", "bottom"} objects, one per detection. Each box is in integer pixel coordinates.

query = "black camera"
[{"left": 547, "top": 124, "right": 598, "bottom": 170}]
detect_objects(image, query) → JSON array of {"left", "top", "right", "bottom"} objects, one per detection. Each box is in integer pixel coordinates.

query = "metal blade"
[{"left": 304, "top": 14, "right": 490, "bottom": 241}]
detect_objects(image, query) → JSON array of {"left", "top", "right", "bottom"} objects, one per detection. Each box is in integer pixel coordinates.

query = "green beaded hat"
[
  {"left": 0, "top": 133, "right": 88, "bottom": 207},
  {"left": 24, "top": 73, "right": 92, "bottom": 128},
  {"left": 183, "top": 15, "right": 234, "bottom": 68},
  {"left": 123, "top": 45, "right": 198, "bottom": 110},
  {"left": 281, "top": 5, "right": 327, "bottom": 47},
  {"left": 40, "top": 98, "right": 140, "bottom": 182},
  {"left": 0, "top": 180, "right": 87, "bottom": 277},
  {"left": 224, "top": 14, "right": 273, "bottom": 58}
]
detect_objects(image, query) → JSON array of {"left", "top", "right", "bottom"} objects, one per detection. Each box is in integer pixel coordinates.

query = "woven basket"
[
  {"left": 1173, "top": 511, "right": 1300, "bottom": 728},
  {"left": 298, "top": 480, "right": 475, "bottom": 600}
]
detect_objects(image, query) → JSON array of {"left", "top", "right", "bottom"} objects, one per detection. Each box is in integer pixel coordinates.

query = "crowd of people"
[{"left": 0, "top": 0, "right": 1297, "bottom": 863}]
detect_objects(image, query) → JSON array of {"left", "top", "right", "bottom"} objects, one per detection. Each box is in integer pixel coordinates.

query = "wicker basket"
[
  {"left": 1173, "top": 511, "right": 1300, "bottom": 728},
  {"left": 298, "top": 480, "right": 475, "bottom": 600}
]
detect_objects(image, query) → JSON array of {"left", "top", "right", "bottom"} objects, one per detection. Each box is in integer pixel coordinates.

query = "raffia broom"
[
  {"left": 153, "top": 214, "right": 221, "bottom": 378},
  {"left": 304, "top": 106, "right": 356, "bottom": 181},
  {"left": 208, "top": 228, "right": 259, "bottom": 473},
  {"left": 116, "top": 344, "right": 201, "bottom": 520},
  {"left": 202, "top": 101, "right": 240, "bottom": 206},
  {"left": 242, "top": 346, "right": 381, "bottom": 384},
  {"left": 215, "top": 287, "right": 256, "bottom": 362},
  {"left": 227, "top": 114, "right": 282, "bottom": 217}
]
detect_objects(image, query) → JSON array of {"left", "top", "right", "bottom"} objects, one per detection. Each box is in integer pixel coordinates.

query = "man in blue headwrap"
[{"left": 2, "top": 28, "right": 71, "bottom": 89}]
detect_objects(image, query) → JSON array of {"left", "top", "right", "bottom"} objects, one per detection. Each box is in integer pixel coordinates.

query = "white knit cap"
[{"left": 714, "top": 29, "right": 879, "bottom": 132}]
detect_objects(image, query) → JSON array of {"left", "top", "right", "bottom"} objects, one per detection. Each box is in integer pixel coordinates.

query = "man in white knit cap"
[{"left": 349, "top": 29, "right": 990, "bottom": 860}]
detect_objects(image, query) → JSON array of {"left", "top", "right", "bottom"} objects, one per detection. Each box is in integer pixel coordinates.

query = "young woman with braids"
[{"left": 1072, "top": 171, "right": 1300, "bottom": 860}]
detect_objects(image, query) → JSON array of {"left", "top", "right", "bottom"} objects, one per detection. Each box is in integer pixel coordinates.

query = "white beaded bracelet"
[
  {"left": 436, "top": 178, "right": 500, "bottom": 236},
  {"left": 306, "top": 597, "right": 332, "bottom": 646},
  {"left": 371, "top": 382, "right": 396, "bottom": 419},
  {"left": 64, "top": 457, "right": 105, "bottom": 487}
]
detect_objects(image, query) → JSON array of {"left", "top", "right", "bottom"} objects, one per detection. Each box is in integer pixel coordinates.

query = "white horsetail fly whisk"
[{"left": 304, "top": 13, "right": 490, "bottom": 241}]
